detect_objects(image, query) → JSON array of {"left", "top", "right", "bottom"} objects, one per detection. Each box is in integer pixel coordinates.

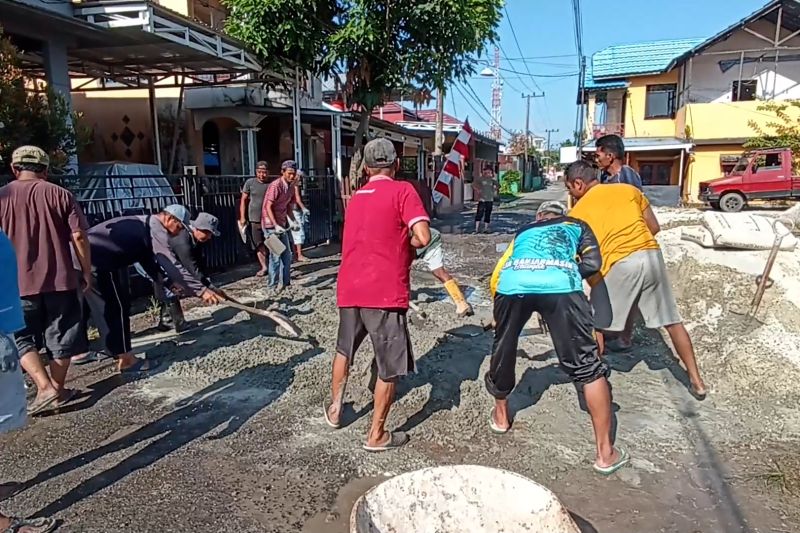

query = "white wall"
[{"left": 688, "top": 19, "right": 800, "bottom": 103}]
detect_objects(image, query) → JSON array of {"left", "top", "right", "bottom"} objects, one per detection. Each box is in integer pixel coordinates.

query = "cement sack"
[
  {"left": 680, "top": 226, "right": 715, "bottom": 248},
  {"left": 702, "top": 212, "right": 797, "bottom": 251}
]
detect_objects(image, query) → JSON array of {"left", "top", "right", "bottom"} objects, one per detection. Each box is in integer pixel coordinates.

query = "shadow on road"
[{"left": 25, "top": 344, "right": 323, "bottom": 518}]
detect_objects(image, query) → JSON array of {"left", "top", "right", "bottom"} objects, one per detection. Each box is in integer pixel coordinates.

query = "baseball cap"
[
  {"left": 190, "top": 212, "right": 220, "bottom": 236},
  {"left": 11, "top": 145, "right": 49, "bottom": 167},
  {"left": 281, "top": 160, "right": 298, "bottom": 171},
  {"left": 363, "top": 138, "right": 397, "bottom": 168},
  {"left": 162, "top": 204, "right": 192, "bottom": 228},
  {"left": 536, "top": 200, "right": 567, "bottom": 217}
]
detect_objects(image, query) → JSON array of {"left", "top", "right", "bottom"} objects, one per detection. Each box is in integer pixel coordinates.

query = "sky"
[{"left": 446, "top": 0, "right": 768, "bottom": 147}]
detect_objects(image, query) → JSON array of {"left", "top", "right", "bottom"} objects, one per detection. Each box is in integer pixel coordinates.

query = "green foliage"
[
  {"left": 500, "top": 169, "right": 520, "bottom": 195},
  {"left": 746, "top": 99, "right": 800, "bottom": 172},
  {"left": 0, "top": 29, "right": 85, "bottom": 172}
]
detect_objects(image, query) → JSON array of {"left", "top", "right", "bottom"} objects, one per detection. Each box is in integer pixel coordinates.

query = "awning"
[
  {"left": 4, "top": 0, "right": 263, "bottom": 87},
  {"left": 581, "top": 137, "right": 693, "bottom": 152}
]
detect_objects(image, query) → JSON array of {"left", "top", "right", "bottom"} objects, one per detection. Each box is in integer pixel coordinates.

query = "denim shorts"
[{"left": 0, "top": 333, "right": 27, "bottom": 434}]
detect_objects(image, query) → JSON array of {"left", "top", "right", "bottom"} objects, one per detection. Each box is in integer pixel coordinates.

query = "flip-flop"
[
  {"left": 489, "top": 408, "right": 510, "bottom": 435},
  {"left": 119, "top": 358, "right": 160, "bottom": 374},
  {"left": 606, "top": 339, "right": 633, "bottom": 353},
  {"left": 363, "top": 431, "right": 409, "bottom": 452},
  {"left": 3, "top": 516, "right": 57, "bottom": 533},
  {"left": 72, "top": 351, "right": 107, "bottom": 366},
  {"left": 689, "top": 385, "right": 708, "bottom": 401},
  {"left": 0, "top": 482, "right": 20, "bottom": 502},
  {"left": 27, "top": 392, "right": 60, "bottom": 416},
  {"left": 322, "top": 400, "right": 341, "bottom": 429},
  {"left": 593, "top": 447, "right": 630, "bottom": 476},
  {"left": 55, "top": 388, "right": 78, "bottom": 407}
]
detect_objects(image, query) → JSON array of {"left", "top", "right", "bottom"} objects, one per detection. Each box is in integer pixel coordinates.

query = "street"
[{"left": 1, "top": 188, "right": 798, "bottom": 532}]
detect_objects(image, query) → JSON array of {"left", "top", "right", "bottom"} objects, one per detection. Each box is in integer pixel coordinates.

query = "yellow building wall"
[
  {"left": 676, "top": 100, "right": 800, "bottom": 141},
  {"left": 684, "top": 144, "right": 745, "bottom": 203},
  {"left": 624, "top": 71, "right": 679, "bottom": 139}
]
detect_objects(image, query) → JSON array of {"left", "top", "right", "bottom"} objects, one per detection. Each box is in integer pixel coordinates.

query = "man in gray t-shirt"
[{"left": 239, "top": 161, "right": 271, "bottom": 276}]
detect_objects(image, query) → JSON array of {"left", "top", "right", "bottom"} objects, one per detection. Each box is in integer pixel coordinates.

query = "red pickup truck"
[{"left": 699, "top": 148, "right": 800, "bottom": 212}]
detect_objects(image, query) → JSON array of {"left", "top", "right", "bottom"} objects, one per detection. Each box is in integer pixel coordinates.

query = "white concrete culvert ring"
[{"left": 350, "top": 465, "right": 580, "bottom": 533}]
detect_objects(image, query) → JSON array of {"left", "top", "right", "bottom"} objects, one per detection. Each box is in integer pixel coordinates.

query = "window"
[
  {"left": 638, "top": 162, "right": 672, "bottom": 186},
  {"left": 753, "top": 152, "right": 782, "bottom": 173},
  {"left": 645, "top": 84, "right": 677, "bottom": 119},
  {"left": 732, "top": 80, "right": 757, "bottom": 102}
]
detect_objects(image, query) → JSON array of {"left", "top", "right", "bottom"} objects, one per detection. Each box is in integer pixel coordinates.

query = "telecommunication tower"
[{"left": 490, "top": 46, "right": 503, "bottom": 141}]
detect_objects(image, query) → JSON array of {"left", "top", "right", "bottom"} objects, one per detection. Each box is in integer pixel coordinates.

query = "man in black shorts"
[
  {"left": 239, "top": 161, "right": 271, "bottom": 276},
  {"left": 472, "top": 166, "right": 498, "bottom": 233},
  {"left": 324, "top": 138, "right": 431, "bottom": 452},
  {"left": 0, "top": 146, "right": 92, "bottom": 415},
  {"left": 487, "top": 200, "right": 628, "bottom": 475}
]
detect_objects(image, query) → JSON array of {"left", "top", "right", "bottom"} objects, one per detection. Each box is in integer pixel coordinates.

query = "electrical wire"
[{"left": 503, "top": 4, "right": 543, "bottom": 93}]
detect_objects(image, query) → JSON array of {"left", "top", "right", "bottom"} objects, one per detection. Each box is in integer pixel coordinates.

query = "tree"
[
  {"left": 505, "top": 131, "right": 537, "bottom": 156},
  {"left": 745, "top": 100, "right": 800, "bottom": 172},
  {"left": 224, "top": 0, "right": 503, "bottom": 192},
  {"left": 0, "top": 29, "right": 84, "bottom": 172}
]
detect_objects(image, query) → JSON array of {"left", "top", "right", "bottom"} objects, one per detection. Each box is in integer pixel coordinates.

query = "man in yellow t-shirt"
[{"left": 566, "top": 161, "right": 707, "bottom": 400}]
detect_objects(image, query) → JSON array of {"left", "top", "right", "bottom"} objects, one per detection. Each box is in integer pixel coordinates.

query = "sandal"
[
  {"left": 27, "top": 392, "right": 59, "bottom": 416},
  {"left": 55, "top": 388, "right": 78, "bottom": 407},
  {"left": 363, "top": 432, "right": 409, "bottom": 452},
  {"left": 2, "top": 517, "right": 57, "bottom": 533},
  {"left": 689, "top": 385, "right": 708, "bottom": 401},
  {"left": 119, "top": 358, "right": 160, "bottom": 374},
  {"left": 71, "top": 351, "right": 108, "bottom": 366},
  {"left": 322, "top": 400, "right": 341, "bottom": 429},
  {"left": 593, "top": 447, "right": 630, "bottom": 476},
  {"left": 489, "top": 408, "right": 510, "bottom": 435}
]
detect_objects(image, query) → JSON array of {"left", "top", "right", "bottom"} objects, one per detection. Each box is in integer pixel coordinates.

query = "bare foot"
[
  {"left": 296, "top": 256, "right": 309, "bottom": 262},
  {"left": 595, "top": 447, "right": 622, "bottom": 469},
  {"left": 255, "top": 269, "right": 267, "bottom": 277},
  {"left": 690, "top": 381, "right": 708, "bottom": 400}
]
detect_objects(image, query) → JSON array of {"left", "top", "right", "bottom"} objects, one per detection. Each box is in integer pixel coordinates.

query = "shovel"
[
  {"left": 220, "top": 294, "right": 303, "bottom": 338},
  {"left": 733, "top": 218, "right": 795, "bottom": 324}
]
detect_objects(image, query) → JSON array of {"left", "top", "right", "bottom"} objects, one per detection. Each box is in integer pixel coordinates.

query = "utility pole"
[
  {"left": 521, "top": 92, "right": 544, "bottom": 180},
  {"left": 434, "top": 86, "right": 445, "bottom": 157},
  {"left": 544, "top": 128, "right": 559, "bottom": 169}
]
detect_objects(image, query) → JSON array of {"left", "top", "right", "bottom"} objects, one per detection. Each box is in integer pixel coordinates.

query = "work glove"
[
  {"left": 272, "top": 225, "right": 287, "bottom": 235},
  {"left": 0, "top": 347, "right": 18, "bottom": 373},
  {"left": 288, "top": 220, "right": 301, "bottom": 231}
]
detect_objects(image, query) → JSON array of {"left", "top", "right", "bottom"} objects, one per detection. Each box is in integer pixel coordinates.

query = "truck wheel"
[{"left": 719, "top": 192, "right": 745, "bottom": 212}]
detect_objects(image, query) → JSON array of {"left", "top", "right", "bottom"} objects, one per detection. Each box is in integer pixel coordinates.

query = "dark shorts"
[
  {"left": 249, "top": 221, "right": 266, "bottom": 250},
  {"left": 336, "top": 307, "right": 414, "bottom": 381},
  {"left": 16, "top": 290, "right": 88, "bottom": 359},
  {"left": 476, "top": 201, "right": 494, "bottom": 223},
  {"left": 485, "top": 292, "right": 609, "bottom": 399}
]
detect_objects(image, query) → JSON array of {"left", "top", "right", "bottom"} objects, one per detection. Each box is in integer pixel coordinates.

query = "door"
[
  {"left": 747, "top": 152, "right": 789, "bottom": 198},
  {"left": 638, "top": 162, "right": 672, "bottom": 186}
]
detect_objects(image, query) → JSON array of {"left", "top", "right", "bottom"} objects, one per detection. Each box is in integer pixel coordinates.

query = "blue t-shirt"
[
  {"left": 601, "top": 165, "right": 643, "bottom": 189},
  {"left": 495, "top": 217, "right": 601, "bottom": 295},
  {"left": 0, "top": 231, "right": 24, "bottom": 335}
]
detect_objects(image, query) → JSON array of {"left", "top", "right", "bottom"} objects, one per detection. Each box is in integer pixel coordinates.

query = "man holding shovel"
[
  {"left": 324, "top": 138, "right": 431, "bottom": 452},
  {"left": 262, "top": 160, "right": 301, "bottom": 291}
]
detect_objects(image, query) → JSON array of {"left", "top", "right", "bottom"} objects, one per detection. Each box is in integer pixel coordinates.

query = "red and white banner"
[{"left": 432, "top": 120, "right": 472, "bottom": 203}]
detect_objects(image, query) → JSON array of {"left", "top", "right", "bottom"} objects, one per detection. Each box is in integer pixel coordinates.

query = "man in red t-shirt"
[{"left": 324, "top": 138, "right": 431, "bottom": 452}]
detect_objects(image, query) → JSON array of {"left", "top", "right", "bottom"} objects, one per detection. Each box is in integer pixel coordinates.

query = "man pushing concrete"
[{"left": 487, "top": 201, "right": 627, "bottom": 475}]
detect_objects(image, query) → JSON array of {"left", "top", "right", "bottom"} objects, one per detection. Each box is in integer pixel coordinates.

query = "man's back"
[
  {"left": 87, "top": 215, "right": 151, "bottom": 271},
  {"left": 0, "top": 180, "right": 87, "bottom": 296},
  {"left": 337, "top": 177, "right": 428, "bottom": 309},
  {"left": 569, "top": 183, "right": 658, "bottom": 276},
  {"left": 493, "top": 217, "right": 597, "bottom": 295}
]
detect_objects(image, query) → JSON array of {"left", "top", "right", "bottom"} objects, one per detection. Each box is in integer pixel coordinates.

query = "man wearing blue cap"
[
  {"left": 262, "top": 160, "right": 301, "bottom": 290},
  {"left": 81, "top": 206, "right": 223, "bottom": 372}
]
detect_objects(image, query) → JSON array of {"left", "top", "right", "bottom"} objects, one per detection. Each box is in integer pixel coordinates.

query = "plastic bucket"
[{"left": 350, "top": 465, "right": 580, "bottom": 533}]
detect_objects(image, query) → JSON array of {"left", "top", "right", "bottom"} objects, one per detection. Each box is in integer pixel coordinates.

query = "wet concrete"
[{"left": 1, "top": 189, "right": 799, "bottom": 532}]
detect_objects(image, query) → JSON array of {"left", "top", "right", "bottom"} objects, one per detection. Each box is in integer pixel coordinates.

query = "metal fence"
[{"left": 1, "top": 172, "right": 337, "bottom": 271}]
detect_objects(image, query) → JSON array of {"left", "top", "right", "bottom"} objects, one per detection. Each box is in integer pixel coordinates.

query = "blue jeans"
[{"left": 265, "top": 230, "right": 292, "bottom": 288}]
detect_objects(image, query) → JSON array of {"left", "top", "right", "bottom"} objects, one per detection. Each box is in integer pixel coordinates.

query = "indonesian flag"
[{"left": 432, "top": 120, "right": 472, "bottom": 203}]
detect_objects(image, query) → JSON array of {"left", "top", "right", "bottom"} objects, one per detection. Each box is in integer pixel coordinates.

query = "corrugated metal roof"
[{"left": 592, "top": 38, "right": 705, "bottom": 80}]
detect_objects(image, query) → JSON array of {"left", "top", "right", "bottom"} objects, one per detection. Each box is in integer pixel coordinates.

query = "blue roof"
[
  {"left": 584, "top": 61, "right": 627, "bottom": 92},
  {"left": 591, "top": 38, "right": 705, "bottom": 80}
]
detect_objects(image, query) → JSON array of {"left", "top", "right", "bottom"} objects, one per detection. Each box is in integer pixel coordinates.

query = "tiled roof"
[
  {"left": 416, "top": 109, "right": 461, "bottom": 125},
  {"left": 584, "top": 61, "right": 627, "bottom": 92},
  {"left": 591, "top": 38, "right": 705, "bottom": 80}
]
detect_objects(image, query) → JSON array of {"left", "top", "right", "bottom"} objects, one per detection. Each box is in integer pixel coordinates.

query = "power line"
[
  {"left": 455, "top": 82, "right": 518, "bottom": 137},
  {"left": 504, "top": 4, "right": 543, "bottom": 93}
]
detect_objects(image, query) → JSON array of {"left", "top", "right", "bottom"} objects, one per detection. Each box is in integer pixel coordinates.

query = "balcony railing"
[{"left": 592, "top": 122, "right": 625, "bottom": 139}]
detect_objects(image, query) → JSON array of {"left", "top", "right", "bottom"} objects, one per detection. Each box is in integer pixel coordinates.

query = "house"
[
  {"left": 372, "top": 102, "right": 501, "bottom": 211},
  {"left": 581, "top": 0, "right": 800, "bottom": 204}
]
